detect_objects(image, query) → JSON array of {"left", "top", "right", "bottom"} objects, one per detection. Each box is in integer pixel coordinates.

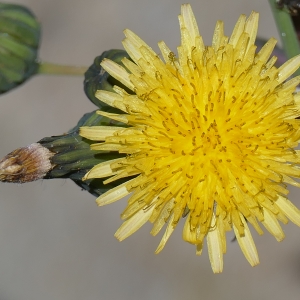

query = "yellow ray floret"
[{"left": 80, "top": 4, "right": 300, "bottom": 273}]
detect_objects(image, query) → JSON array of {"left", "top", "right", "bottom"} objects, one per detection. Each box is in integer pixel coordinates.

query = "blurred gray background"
[{"left": 1, "top": 0, "right": 300, "bottom": 299}]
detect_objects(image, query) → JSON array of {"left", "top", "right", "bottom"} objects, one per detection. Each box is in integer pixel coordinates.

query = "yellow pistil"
[{"left": 80, "top": 4, "right": 300, "bottom": 273}]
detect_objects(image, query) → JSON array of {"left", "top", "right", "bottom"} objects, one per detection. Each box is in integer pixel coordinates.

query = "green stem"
[
  {"left": 269, "top": 0, "right": 300, "bottom": 75},
  {"left": 37, "top": 62, "right": 88, "bottom": 76}
]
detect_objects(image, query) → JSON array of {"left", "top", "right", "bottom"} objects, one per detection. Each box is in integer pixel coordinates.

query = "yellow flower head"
[{"left": 80, "top": 4, "right": 300, "bottom": 273}]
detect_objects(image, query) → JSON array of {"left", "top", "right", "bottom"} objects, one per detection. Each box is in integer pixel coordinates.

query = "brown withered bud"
[
  {"left": 0, "top": 143, "right": 54, "bottom": 183},
  {"left": 0, "top": 110, "right": 125, "bottom": 196}
]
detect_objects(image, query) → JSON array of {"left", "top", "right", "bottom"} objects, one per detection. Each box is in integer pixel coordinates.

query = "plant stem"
[
  {"left": 37, "top": 62, "right": 87, "bottom": 76},
  {"left": 268, "top": 0, "right": 300, "bottom": 75}
]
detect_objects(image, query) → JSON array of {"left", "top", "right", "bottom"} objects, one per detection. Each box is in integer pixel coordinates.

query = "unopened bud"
[
  {"left": 0, "top": 3, "right": 41, "bottom": 93},
  {"left": 84, "top": 49, "right": 132, "bottom": 108}
]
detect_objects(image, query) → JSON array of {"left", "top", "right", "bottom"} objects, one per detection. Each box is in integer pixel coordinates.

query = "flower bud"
[
  {"left": 84, "top": 49, "right": 133, "bottom": 108},
  {"left": 0, "top": 110, "right": 125, "bottom": 197},
  {"left": 0, "top": 3, "right": 41, "bottom": 93}
]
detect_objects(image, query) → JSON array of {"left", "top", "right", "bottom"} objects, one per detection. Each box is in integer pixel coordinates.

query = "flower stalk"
[
  {"left": 37, "top": 61, "right": 87, "bottom": 76},
  {"left": 269, "top": 0, "right": 300, "bottom": 75}
]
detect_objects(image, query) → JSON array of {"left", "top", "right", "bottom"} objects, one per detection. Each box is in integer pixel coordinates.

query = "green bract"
[{"left": 39, "top": 109, "right": 126, "bottom": 197}]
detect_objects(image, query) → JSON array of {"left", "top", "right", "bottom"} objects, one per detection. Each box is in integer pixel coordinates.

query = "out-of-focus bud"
[
  {"left": 0, "top": 3, "right": 41, "bottom": 93},
  {"left": 84, "top": 49, "right": 133, "bottom": 108}
]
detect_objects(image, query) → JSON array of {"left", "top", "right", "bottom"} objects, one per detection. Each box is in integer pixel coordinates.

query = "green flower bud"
[
  {"left": 0, "top": 3, "right": 41, "bottom": 93},
  {"left": 84, "top": 49, "right": 133, "bottom": 108}
]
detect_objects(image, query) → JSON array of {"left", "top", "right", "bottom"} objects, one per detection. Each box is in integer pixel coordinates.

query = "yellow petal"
[
  {"left": 123, "top": 29, "right": 157, "bottom": 64},
  {"left": 83, "top": 158, "right": 124, "bottom": 180},
  {"left": 255, "top": 37, "right": 277, "bottom": 64},
  {"left": 182, "top": 214, "right": 197, "bottom": 244},
  {"left": 234, "top": 213, "right": 259, "bottom": 267},
  {"left": 79, "top": 126, "right": 124, "bottom": 141},
  {"left": 276, "top": 195, "right": 300, "bottom": 226},
  {"left": 180, "top": 3, "right": 200, "bottom": 44},
  {"left": 97, "top": 111, "right": 128, "bottom": 124},
  {"left": 277, "top": 54, "right": 300, "bottom": 84},
  {"left": 155, "top": 214, "right": 176, "bottom": 254},
  {"left": 158, "top": 41, "right": 173, "bottom": 64},
  {"left": 229, "top": 14, "right": 246, "bottom": 47},
  {"left": 101, "top": 58, "right": 134, "bottom": 91},
  {"left": 262, "top": 209, "right": 285, "bottom": 242},
  {"left": 212, "top": 21, "right": 224, "bottom": 52},
  {"left": 115, "top": 203, "right": 156, "bottom": 241},
  {"left": 244, "top": 11, "right": 259, "bottom": 53},
  {"left": 95, "top": 90, "right": 124, "bottom": 110},
  {"left": 207, "top": 214, "right": 224, "bottom": 273},
  {"left": 90, "top": 143, "right": 123, "bottom": 151},
  {"left": 95, "top": 180, "right": 133, "bottom": 206}
]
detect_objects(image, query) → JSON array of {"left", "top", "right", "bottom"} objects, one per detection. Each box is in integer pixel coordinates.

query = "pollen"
[{"left": 80, "top": 4, "right": 300, "bottom": 273}]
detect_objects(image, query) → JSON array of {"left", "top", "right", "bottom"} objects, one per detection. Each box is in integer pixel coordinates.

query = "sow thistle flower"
[{"left": 80, "top": 4, "right": 300, "bottom": 273}]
